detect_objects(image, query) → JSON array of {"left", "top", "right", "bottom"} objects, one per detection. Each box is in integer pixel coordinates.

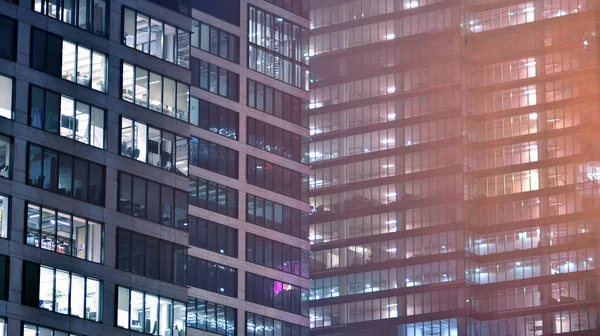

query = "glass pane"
[
  {"left": 62, "top": 41, "right": 76, "bottom": 82},
  {"left": 164, "top": 24, "right": 176, "bottom": 63},
  {"left": 76, "top": 46, "right": 91, "bottom": 87},
  {"left": 28, "top": 145, "right": 43, "bottom": 187},
  {"left": 135, "top": 67, "right": 149, "bottom": 107},
  {"left": 39, "top": 266, "right": 54, "bottom": 311},
  {"left": 57, "top": 154, "right": 73, "bottom": 197},
  {"left": 163, "top": 78, "right": 176, "bottom": 117},
  {"left": 117, "top": 287, "right": 130, "bottom": 328},
  {"left": 75, "top": 102, "right": 90, "bottom": 144},
  {"left": 122, "top": 63, "right": 135, "bottom": 102},
  {"left": 92, "top": 0, "right": 107, "bottom": 36},
  {"left": 159, "top": 298, "right": 173, "bottom": 335},
  {"left": 87, "top": 221, "right": 102, "bottom": 263},
  {"left": 148, "top": 127, "right": 161, "bottom": 167},
  {"left": 174, "top": 300, "right": 186, "bottom": 333},
  {"left": 145, "top": 294, "right": 159, "bottom": 333},
  {"left": 0, "top": 75, "right": 12, "bottom": 119},
  {"left": 130, "top": 290, "right": 144, "bottom": 331},
  {"left": 177, "top": 29, "right": 190, "bottom": 68},
  {"left": 149, "top": 72, "right": 162, "bottom": 112},
  {"left": 123, "top": 8, "right": 135, "bottom": 47},
  {"left": 133, "top": 121, "right": 148, "bottom": 163},
  {"left": 175, "top": 136, "right": 188, "bottom": 175},
  {"left": 0, "top": 136, "right": 10, "bottom": 180},
  {"left": 59, "top": 96, "right": 75, "bottom": 139},
  {"left": 90, "top": 107, "right": 104, "bottom": 148},
  {"left": 91, "top": 52, "right": 106, "bottom": 92},
  {"left": 0, "top": 196, "right": 9, "bottom": 240},
  {"left": 56, "top": 212, "right": 71, "bottom": 254},
  {"left": 176, "top": 83, "right": 189, "bottom": 121},
  {"left": 150, "top": 19, "right": 163, "bottom": 59},
  {"left": 72, "top": 216, "right": 86, "bottom": 259},
  {"left": 70, "top": 274, "right": 85, "bottom": 318},
  {"left": 85, "top": 278, "right": 100, "bottom": 321},
  {"left": 54, "top": 269, "right": 70, "bottom": 314},
  {"left": 136, "top": 13, "right": 149, "bottom": 52}
]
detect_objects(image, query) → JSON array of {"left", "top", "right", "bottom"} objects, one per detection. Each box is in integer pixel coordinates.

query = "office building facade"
[
  {"left": 0, "top": 0, "right": 310, "bottom": 335},
  {"left": 308, "top": 0, "right": 600, "bottom": 335}
]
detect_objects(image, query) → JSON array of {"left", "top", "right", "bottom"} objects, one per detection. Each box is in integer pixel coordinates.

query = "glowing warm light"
[{"left": 529, "top": 113, "right": 538, "bottom": 120}]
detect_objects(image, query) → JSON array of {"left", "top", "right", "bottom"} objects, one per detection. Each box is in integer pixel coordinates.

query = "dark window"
[
  {"left": 118, "top": 171, "right": 188, "bottom": 230},
  {"left": 190, "top": 97, "right": 238, "bottom": 140},
  {"left": 192, "top": 20, "right": 239, "bottom": 64},
  {"left": 0, "top": 255, "right": 8, "bottom": 301},
  {"left": 26, "top": 144, "right": 105, "bottom": 206},
  {"left": 0, "top": 15, "right": 16, "bottom": 62},
  {"left": 116, "top": 228, "right": 187, "bottom": 286},
  {"left": 261, "top": 0, "right": 308, "bottom": 18},
  {"left": 246, "top": 156, "right": 308, "bottom": 201},
  {"left": 145, "top": 0, "right": 189, "bottom": 15},
  {"left": 247, "top": 117, "right": 308, "bottom": 164},
  {"left": 246, "top": 233, "right": 308, "bottom": 278},
  {"left": 187, "top": 297, "right": 236, "bottom": 335},
  {"left": 192, "top": 59, "right": 239, "bottom": 101},
  {"left": 189, "top": 136, "right": 238, "bottom": 178},
  {"left": 190, "top": 0, "right": 240, "bottom": 26},
  {"left": 22, "top": 261, "right": 41, "bottom": 307},
  {"left": 245, "top": 273, "right": 308, "bottom": 316},
  {"left": 247, "top": 79, "right": 309, "bottom": 127},
  {"left": 246, "top": 194, "right": 309, "bottom": 240},
  {"left": 187, "top": 256, "right": 237, "bottom": 297},
  {"left": 189, "top": 176, "right": 238, "bottom": 218},
  {"left": 188, "top": 216, "right": 237, "bottom": 257}
]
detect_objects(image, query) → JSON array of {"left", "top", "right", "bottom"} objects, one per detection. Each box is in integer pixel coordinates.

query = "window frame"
[
  {"left": 32, "top": 0, "right": 109, "bottom": 37},
  {"left": 118, "top": 171, "right": 188, "bottom": 230},
  {"left": 26, "top": 143, "right": 105, "bottom": 206},
  {"left": 0, "top": 73, "right": 14, "bottom": 120},
  {"left": 25, "top": 202, "right": 104, "bottom": 264},
  {"left": 23, "top": 262, "right": 103, "bottom": 322},
  {"left": 116, "top": 228, "right": 187, "bottom": 286},
  {"left": 121, "top": 62, "right": 190, "bottom": 122},
  {"left": 192, "top": 20, "right": 239, "bottom": 64},
  {"left": 119, "top": 116, "right": 189, "bottom": 176},
  {"left": 187, "top": 297, "right": 237, "bottom": 335},
  {"left": 28, "top": 84, "right": 107, "bottom": 149},
  {"left": 189, "top": 176, "right": 238, "bottom": 218},
  {"left": 121, "top": 6, "right": 190, "bottom": 68},
  {"left": 115, "top": 285, "right": 187, "bottom": 334}
]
